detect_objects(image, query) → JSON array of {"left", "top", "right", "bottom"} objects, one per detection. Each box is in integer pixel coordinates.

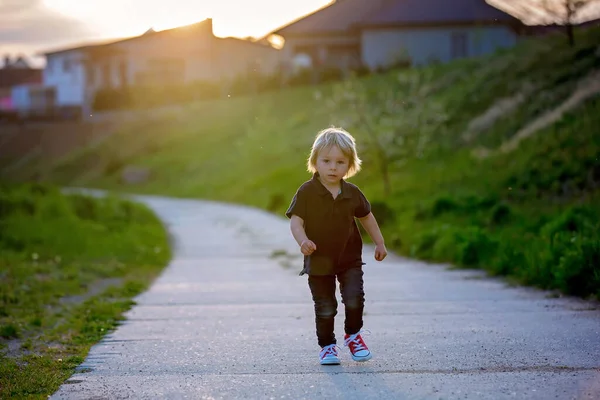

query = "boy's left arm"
[{"left": 358, "top": 212, "right": 388, "bottom": 261}]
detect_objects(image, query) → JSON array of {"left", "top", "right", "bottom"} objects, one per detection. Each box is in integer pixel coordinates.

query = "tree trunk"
[
  {"left": 356, "top": 111, "right": 393, "bottom": 197},
  {"left": 379, "top": 153, "right": 392, "bottom": 197},
  {"left": 566, "top": 23, "right": 575, "bottom": 47}
]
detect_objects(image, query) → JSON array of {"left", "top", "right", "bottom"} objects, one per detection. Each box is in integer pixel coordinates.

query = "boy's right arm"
[{"left": 290, "top": 215, "right": 316, "bottom": 255}]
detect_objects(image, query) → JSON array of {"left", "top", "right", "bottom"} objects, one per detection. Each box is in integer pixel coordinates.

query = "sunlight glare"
[
  {"left": 43, "top": 0, "right": 212, "bottom": 38},
  {"left": 42, "top": 0, "right": 332, "bottom": 40},
  {"left": 43, "top": 0, "right": 105, "bottom": 19}
]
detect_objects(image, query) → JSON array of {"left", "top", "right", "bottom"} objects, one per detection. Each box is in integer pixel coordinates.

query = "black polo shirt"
[{"left": 285, "top": 173, "right": 371, "bottom": 276}]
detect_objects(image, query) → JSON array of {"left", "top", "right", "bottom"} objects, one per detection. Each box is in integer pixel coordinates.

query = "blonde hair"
[{"left": 307, "top": 127, "right": 362, "bottom": 179}]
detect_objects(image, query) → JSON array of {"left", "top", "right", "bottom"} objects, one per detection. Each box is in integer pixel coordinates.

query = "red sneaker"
[{"left": 344, "top": 332, "right": 372, "bottom": 362}]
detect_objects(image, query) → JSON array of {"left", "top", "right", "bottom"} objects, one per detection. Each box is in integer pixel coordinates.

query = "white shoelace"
[
  {"left": 320, "top": 344, "right": 339, "bottom": 358},
  {"left": 344, "top": 330, "right": 371, "bottom": 350}
]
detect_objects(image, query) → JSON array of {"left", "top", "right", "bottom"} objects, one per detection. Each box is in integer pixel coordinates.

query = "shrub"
[
  {"left": 491, "top": 241, "right": 525, "bottom": 276},
  {"left": 0, "top": 324, "right": 19, "bottom": 339},
  {"left": 553, "top": 236, "right": 600, "bottom": 298},
  {"left": 68, "top": 194, "right": 99, "bottom": 221},
  {"left": 540, "top": 206, "right": 597, "bottom": 238},
  {"left": 370, "top": 201, "right": 396, "bottom": 227},
  {"left": 453, "top": 226, "right": 498, "bottom": 267},
  {"left": 431, "top": 196, "right": 459, "bottom": 216},
  {"left": 489, "top": 202, "right": 512, "bottom": 226},
  {"left": 266, "top": 193, "right": 285, "bottom": 213},
  {"left": 428, "top": 194, "right": 499, "bottom": 218},
  {"left": 431, "top": 227, "right": 459, "bottom": 261},
  {"left": 413, "top": 229, "right": 440, "bottom": 259}
]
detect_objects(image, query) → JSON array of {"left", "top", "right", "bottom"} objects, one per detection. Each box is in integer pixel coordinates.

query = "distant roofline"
[
  {"left": 39, "top": 18, "right": 277, "bottom": 58},
  {"left": 268, "top": 0, "right": 525, "bottom": 38},
  {"left": 39, "top": 42, "right": 116, "bottom": 57},
  {"left": 39, "top": 19, "right": 214, "bottom": 57},
  {"left": 217, "top": 36, "right": 279, "bottom": 50},
  {"left": 355, "top": 18, "right": 524, "bottom": 31},
  {"left": 270, "top": 1, "right": 336, "bottom": 36}
]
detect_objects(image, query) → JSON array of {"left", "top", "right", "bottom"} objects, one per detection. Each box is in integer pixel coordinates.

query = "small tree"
[
  {"left": 326, "top": 70, "right": 447, "bottom": 197},
  {"left": 490, "top": 0, "right": 599, "bottom": 46},
  {"left": 542, "top": 0, "right": 599, "bottom": 46}
]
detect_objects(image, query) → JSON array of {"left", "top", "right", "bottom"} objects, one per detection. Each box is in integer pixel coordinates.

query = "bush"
[
  {"left": 431, "top": 196, "right": 459, "bottom": 216},
  {"left": 411, "top": 224, "right": 498, "bottom": 268},
  {"left": 428, "top": 194, "right": 499, "bottom": 218},
  {"left": 540, "top": 206, "right": 597, "bottom": 238},
  {"left": 489, "top": 203, "right": 512, "bottom": 225},
  {"left": 453, "top": 226, "right": 498, "bottom": 267},
  {"left": 553, "top": 236, "right": 600, "bottom": 298},
  {"left": 492, "top": 241, "right": 525, "bottom": 276},
  {"left": 370, "top": 201, "right": 396, "bottom": 227},
  {"left": 0, "top": 183, "right": 166, "bottom": 263},
  {"left": 413, "top": 229, "right": 440, "bottom": 259},
  {"left": 491, "top": 206, "right": 600, "bottom": 296}
]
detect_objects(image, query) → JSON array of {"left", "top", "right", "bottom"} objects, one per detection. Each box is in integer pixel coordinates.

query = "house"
[
  {"left": 269, "top": 0, "right": 526, "bottom": 72},
  {"left": 40, "top": 18, "right": 281, "bottom": 117},
  {"left": 0, "top": 55, "right": 42, "bottom": 114}
]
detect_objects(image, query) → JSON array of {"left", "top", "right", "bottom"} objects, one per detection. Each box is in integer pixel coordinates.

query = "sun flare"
[{"left": 42, "top": 0, "right": 332, "bottom": 39}]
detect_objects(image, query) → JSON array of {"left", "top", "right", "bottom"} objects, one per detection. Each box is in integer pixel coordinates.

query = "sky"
[
  {"left": 0, "top": 0, "right": 333, "bottom": 67},
  {"left": 1, "top": 0, "right": 599, "bottom": 68}
]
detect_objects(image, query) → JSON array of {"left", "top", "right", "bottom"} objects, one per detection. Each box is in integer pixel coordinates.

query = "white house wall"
[
  {"left": 116, "top": 34, "right": 213, "bottom": 86},
  {"left": 43, "top": 51, "right": 86, "bottom": 106},
  {"left": 87, "top": 34, "right": 280, "bottom": 88},
  {"left": 41, "top": 24, "right": 283, "bottom": 113},
  {"left": 214, "top": 38, "right": 282, "bottom": 80},
  {"left": 361, "top": 25, "right": 517, "bottom": 70},
  {"left": 283, "top": 34, "right": 360, "bottom": 68}
]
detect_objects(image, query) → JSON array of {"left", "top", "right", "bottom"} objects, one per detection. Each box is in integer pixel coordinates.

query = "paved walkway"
[{"left": 52, "top": 194, "right": 600, "bottom": 399}]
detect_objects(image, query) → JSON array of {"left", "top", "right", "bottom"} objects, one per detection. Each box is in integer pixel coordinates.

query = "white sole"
[
  {"left": 351, "top": 352, "right": 372, "bottom": 362},
  {"left": 320, "top": 357, "right": 341, "bottom": 365}
]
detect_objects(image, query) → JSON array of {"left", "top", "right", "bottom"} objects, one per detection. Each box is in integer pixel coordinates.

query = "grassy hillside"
[
  {"left": 17, "top": 27, "right": 600, "bottom": 299},
  {"left": 0, "top": 182, "right": 171, "bottom": 398}
]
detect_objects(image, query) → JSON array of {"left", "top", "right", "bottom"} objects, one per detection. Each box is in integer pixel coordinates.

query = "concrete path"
[{"left": 52, "top": 194, "right": 600, "bottom": 400}]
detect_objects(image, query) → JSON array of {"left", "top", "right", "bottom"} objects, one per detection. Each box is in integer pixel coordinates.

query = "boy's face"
[{"left": 316, "top": 145, "right": 350, "bottom": 185}]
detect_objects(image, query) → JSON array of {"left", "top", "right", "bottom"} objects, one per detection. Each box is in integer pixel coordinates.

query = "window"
[
  {"left": 63, "top": 58, "right": 72, "bottom": 72},
  {"left": 143, "top": 57, "right": 185, "bottom": 85},
  {"left": 102, "top": 63, "right": 111, "bottom": 88},
  {"left": 119, "top": 61, "right": 128, "bottom": 87},
  {"left": 86, "top": 65, "right": 95, "bottom": 86},
  {"left": 451, "top": 32, "right": 468, "bottom": 59}
]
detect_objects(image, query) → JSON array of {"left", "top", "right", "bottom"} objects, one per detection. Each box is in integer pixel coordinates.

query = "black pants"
[{"left": 307, "top": 267, "right": 365, "bottom": 348}]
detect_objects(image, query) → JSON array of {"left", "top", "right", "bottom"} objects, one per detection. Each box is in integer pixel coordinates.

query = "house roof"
[
  {"left": 40, "top": 18, "right": 276, "bottom": 58},
  {"left": 271, "top": 0, "right": 521, "bottom": 37},
  {"left": 41, "top": 19, "right": 215, "bottom": 56},
  {"left": 40, "top": 41, "right": 125, "bottom": 57},
  {"left": 359, "top": 0, "right": 521, "bottom": 27},
  {"left": 272, "top": 0, "right": 389, "bottom": 36},
  {"left": 0, "top": 68, "right": 42, "bottom": 89}
]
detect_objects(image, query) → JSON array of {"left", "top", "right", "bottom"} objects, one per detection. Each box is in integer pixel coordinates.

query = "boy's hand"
[
  {"left": 300, "top": 239, "right": 317, "bottom": 255},
  {"left": 374, "top": 243, "right": 387, "bottom": 261}
]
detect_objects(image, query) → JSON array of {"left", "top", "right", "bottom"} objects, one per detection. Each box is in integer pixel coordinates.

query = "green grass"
[
  {"left": 0, "top": 182, "right": 171, "bottom": 398},
  {"left": 16, "top": 26, "right": 600, "bottom": 300}
]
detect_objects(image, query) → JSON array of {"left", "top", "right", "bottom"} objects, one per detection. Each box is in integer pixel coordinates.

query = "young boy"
[{"left": 285, "top": 127, "right": 387, "bottom": 365}]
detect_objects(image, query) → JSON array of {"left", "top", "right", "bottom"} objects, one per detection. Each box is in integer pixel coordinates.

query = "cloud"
[{"left": 0, "top": 0, "right": 97, "bottom": 57}]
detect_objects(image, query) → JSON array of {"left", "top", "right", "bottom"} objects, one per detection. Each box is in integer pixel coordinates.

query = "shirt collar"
[{"left": 311, "top": 172, "right": 352, "bottom": 199}]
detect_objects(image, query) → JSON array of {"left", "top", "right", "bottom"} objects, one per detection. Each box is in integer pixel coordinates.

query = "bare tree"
[
  {"left": 488, "top": 0, "right": 600, "bottom": 46},
  {"left": 325, "top": 71, "right": 447, "bottom": 197},
  {"left": 543, "top": 0, "right": 598, "bottom": 46}
]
